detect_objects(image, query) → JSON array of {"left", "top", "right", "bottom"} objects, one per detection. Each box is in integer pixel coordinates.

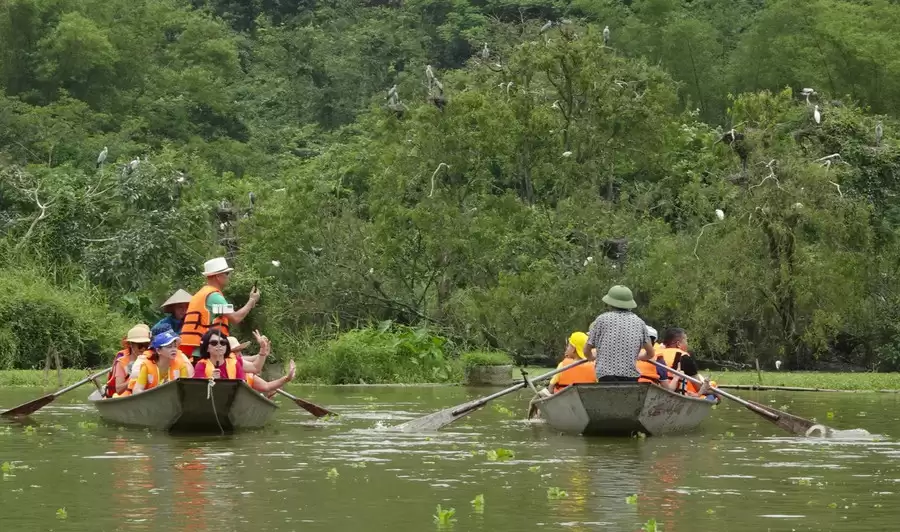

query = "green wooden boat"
[
  {"left": 88, "top": 378, "right": 277, "bottom": 432},
  {"left": 532, "top": 382, "right": 714, "bottom": 436}
]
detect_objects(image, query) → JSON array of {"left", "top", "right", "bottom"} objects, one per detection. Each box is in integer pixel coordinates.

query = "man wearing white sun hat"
[{"left": 179, "top": 257, "right": 260, "bottom": 360}]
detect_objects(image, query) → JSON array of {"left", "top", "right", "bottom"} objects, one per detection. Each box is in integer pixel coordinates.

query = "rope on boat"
[{"left": 207, "top": 377, "right": 225, "bottom": 436}]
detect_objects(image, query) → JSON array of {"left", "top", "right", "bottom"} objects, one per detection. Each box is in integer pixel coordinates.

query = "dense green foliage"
[
  {"left": 2, "top": 0, "right": 900, "bottom": 372},
  {"left": 461, "top": 351, "right": 514, "bottom": 368}
]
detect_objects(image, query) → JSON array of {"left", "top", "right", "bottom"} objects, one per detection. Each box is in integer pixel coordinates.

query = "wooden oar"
[
  {"left": 649, "top": 360, "right": 824, "bottom": 436},
  {"left": 275, "top": 388, "right": 335, "bottom": 418},
  {"left": 396, "top": 358, "right": 591, "bottom": 432},
  {"left": 1, "top": 367, "right": 112, "bottom": 418}
]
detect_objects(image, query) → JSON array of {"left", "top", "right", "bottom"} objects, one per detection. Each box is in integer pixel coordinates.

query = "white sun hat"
[{"left": 202, "top": 257, "right": 234, "bottom": 277}]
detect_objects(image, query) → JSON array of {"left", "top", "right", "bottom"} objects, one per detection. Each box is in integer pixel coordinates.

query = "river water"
[{"left": 1, "top": 385, "right": 898, "bottom": 531}]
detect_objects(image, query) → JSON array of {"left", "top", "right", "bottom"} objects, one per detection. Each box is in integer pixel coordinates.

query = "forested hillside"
[{"left": 2, "top": 0, "right": 900, "bottom": 371}]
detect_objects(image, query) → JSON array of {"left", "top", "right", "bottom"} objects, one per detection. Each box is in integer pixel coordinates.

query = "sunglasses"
[{"left": 208, "top": 340, "right": 228, "bottom": 347}]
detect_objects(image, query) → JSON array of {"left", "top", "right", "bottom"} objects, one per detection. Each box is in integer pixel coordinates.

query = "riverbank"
[{"left": 1, "top": 368, "right": 899, "bottom": 391}]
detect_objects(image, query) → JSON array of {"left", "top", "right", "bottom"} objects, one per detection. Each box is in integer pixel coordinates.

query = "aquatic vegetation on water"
[
  {"left": 706, "top": 508, "right": 715, "bottom": 515},
  {"left": 828, "top": 502, "right": 838, "bottom": 509},
  {"left": 23, "top": 426, "right": 36, "bottom": 435},
  {"left": 486, "top": 448, "right": 514, "bottom": 461},
  {"left": 827, "top": 411, "right": 835, "bottom": 420},
  {"left": 433, "top": 504, "right": 456, "bottom": 526},
  {"left": 642, "top": 518, "right": 658, "bottom": 531},
  {"left": 348, "top": 462, "right": 367, "bottom": 469},
  {"left": 471, "top": 494, "right": 484, "bottom": 513},
  {"left": 56, "top": 508, "right": 67, "bottom": 520},
  {"left": 528, "top": 465, "right": 541, "bottom": 473},
  {"left": 492, "top": 404, "right": 514, "bottom": 417},
  {"left": 77, "top": 421, "right": 98, "bottom": 430},
  {"left": 625, "top": 494, "right": 638, "bottom": 505},
  {"left": 547, "top": 487, "right": 568, "bottom": 500},
  {"left": 326, "top": 467, "right": 339, "bottom": 480}
]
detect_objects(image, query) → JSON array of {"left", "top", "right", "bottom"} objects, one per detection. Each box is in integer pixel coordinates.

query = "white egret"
[
  {"left": 540, "top": 20, "right": 553, "bottom": 33},
  {"left": 583, "top": 256, "right": 594, "bottom": 267},
  {"left": 801, "top": 87, "right": 816, "bottom": 105},
  {"left": 129, "top": 158, "right": 140, "bottom": 171},
  {"left": 96, "top": 147, "right": 108, "bottom": 168},
  {"left": 562, "top": 151, "right": 573, "bottom": 157},
  {"left": 813, "top": 105, "right": 821, "bottom": 124},
  {"left": 876, "top": 121, "right": 883, "bottom": 146},
  {"left": 425, "top": 65, "right": 434, "bottom": 83},
  {"left": 481, "top": 42, "right": 490, "bottom": 60},
  {"left": 715, "top": 209, "right": 725, "bottom": 221},
  {"left": 551, "top": 100, "right": 560, "bottom": 110},
  {"left": 603, "top": 25, "right": 610, "bottom": 46},
  {"left": 271, "top": 260, "right": 281, "bottom": 267},
  {"left": 775, "top": 360, "right": 782, "bottom": 370},
  {"left": 387, "top": 85, "right": 398, "bottom": 100}
]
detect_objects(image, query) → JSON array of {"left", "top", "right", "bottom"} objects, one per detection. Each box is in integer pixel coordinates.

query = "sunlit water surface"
[{"left": 1, "top": 386, "right": 899, "bottom": 531}]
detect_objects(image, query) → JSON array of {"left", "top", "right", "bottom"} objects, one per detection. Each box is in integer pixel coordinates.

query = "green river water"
[{"left": 1, "top": 385, "right": 898, "bottom": 531}]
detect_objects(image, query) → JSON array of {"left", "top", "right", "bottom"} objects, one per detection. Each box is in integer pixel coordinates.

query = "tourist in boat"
[
  {"left": 180, "top": 257, "right": 260, "bottom": 360},
  {"left": 583, "top": 285, "right": 654, "bottom": 382},
  {"left": 151, "top": 289, "right": 192, "bottom": 336},
  {"left": 194, "top": 328, "right": 297, "bottom": 394},
  {"left": 129, "top": 330, "right": 189, "bottom": 395},
  {"left": 549, "top": 332, "right": 597, "bottom": 394},
  {"left": 105, "top": 324, "right": 151, "bottom": 398},
  {"left": 636, "top": 325, "right": 670, "bottom": 385},
  {"left": 650, "top": 328, "right": 715, "bottom": 398},
  {"left": 232, "top": 330, "right": 271, "bottom": 376}
]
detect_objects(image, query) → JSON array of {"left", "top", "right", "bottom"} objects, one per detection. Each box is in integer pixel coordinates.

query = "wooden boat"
[
  {"left": 88, "top": 378, "right": 277, "bottom": 432},
  {"left": 532, "top": 382, "right": 714, "bottom": 436}
]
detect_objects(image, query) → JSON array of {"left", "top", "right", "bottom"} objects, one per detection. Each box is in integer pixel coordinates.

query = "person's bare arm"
[
  {"left": 224, "top": 288, "right": 261, "bottom": 325},
  {"left": 636, "top": 341, "right": 654, "bottom": 361},
  {"left": 584, "top": 343, "right": 596, "bottom": 361},
  {"left": 250, "top": 360, "right": 295, "bottom": 393},
  {"left": 242, "top": 330, "right": 270, "bottom": 374}
]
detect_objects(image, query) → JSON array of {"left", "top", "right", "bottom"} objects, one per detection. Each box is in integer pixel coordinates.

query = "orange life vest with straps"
[
  {"left": 656, "top": 347, "right": 701, "bottom": 395},
  {"left": 636, "top": 343, "right": 666, "bottom": 384},
  {"left": 180, "top": 285, "right": 230, "bottom": 348},
  {"left": 125, "top": 354, "right": 160, "bottom": 394},
  {"left": 552, "top": 357, "right": 597, "bottom": 393},
  {"left": 195, "top": 356, "right": 254, "bottom": 386},
  {"left": 105, "top": 350, "right": 128, "bottom": 398}
]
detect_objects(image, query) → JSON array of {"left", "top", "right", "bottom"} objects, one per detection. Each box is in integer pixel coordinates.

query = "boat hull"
[
  {"left": 88, "top": 379, "right": 276, "bottom": 432},
  {"left": 534, "top": 382, "right": 713, "bottom": 436}
]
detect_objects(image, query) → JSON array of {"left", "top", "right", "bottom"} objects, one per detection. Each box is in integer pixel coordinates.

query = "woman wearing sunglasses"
[
  {"left": 194, "top": 328, "right": 296, "bottom": 394},
  {"left": 106, "top": 324, "right": 151, "bottom": 398}
]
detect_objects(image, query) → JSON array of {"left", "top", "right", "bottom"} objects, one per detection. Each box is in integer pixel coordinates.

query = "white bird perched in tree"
[
  {"left": 127, "top": 158, "right": 140, "bottom": 174},
  {"left": 96, "top": 147, "right": 108, "bottom": 168},
  {"left": 583, "top": 256, "right": 594, "bottom": 267},
  {"left": 540, "top": 20, "right": 554, "bottom": 33},
  {"left": 271, "top": 260, "right": 281, "bottom": 267},
  {"left": 481, "top": 42, "right": 490, "bottom": 60},
  {"left": 876, "top": 121, "right": 883, "bottom": 146},
  {"left": 387, "top": 84, "right": 398, "bottom": 100},
  {"left": 505, "top": 81, "right": 513, "bottom": 95},
  {"left": 715, "top": 208, "right": 725, "bottom": 221},
  {"left": 425, "top": 65, "right": 435, "bottom": 87},
  {"left": 551, "top": 100, "right": 560, "bottom": 110},
  {"left": 603, "top": 25, "right": 611, "bottom": 46},
  {"left": 775, "top": 360, "right": 782, "bottom": 370},
  {"left": 813, "top": 105, "right": 821, "bottom": 124},
  {"left": 562, "top": 151, "right": 573, "bottom": 157}
]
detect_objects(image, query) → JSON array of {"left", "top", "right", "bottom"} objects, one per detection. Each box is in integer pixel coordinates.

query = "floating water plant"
[
  {"left": 471, "top": 494, "right": 484, "bottom": 513},
  {"left": 433, "top": 505, "right": 456, "bottom": 526},
  {"left": 547, "top": 487, "right": 568, "bottom": 500},
  {"left": 56, "top": 508, "right": 67, "bottom": 520},
  {"left": 77, "top": 421, "right": 98, "bottom": 430},
  {"left": 706, "top": 508, "right": 715, "bottom": 515},
  {"left": 23, "top": 426, "right": 36, "bottom": 435},
  {"left": 326, "top": 467, "right": 339, "bottom": 480},
  {"left": 528, "top": 465, "right": 541, "bottom": 473},
  {"left": 625, "top": 494, "right": 638, "bottom": 505},
  {"left": 828, "top": 502, "right": 838, "bottom": 509},
  {"left": 486, "top": 448, "right": 515, "bottom": 461},
  {"left": 796, "top": 478, "right": 812, "bottom": 486},
  {"left": 348, "top": 462, "right": 367, "bottom": 469},
  {"left": 642, "top": 518, "right": 658, "bottom": 531},
  {"left": 826, "top": 411, "right": 835, "bottom": 420},
  {"left": 492, "top": 404, "right": 514, "bottom": 417}
]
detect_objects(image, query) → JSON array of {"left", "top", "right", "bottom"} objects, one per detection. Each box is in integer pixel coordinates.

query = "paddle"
[
  {"left": 396, "top": 358, "right": 591, "bottom": 432},
  {"left": 649, "top": 360, "right": 824, "bottom": 436},
  {"left": 1, "top": 367, "right": 112, "bottom": 418},
  {"left": 275, "top": 388, "right": 336, "bottom": 418}
]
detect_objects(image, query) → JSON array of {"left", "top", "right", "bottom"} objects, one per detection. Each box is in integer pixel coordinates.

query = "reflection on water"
[{"left": 0, "top": 387, "right": 899, "bottom": 531}]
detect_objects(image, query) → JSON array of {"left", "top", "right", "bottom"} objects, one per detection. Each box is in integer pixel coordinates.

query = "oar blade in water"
[
  {"left": 745, "top": 399, "right": 827, "bottom": 436},
  {"left": 395, "top": 400, "right": 483, "bottom": 432},
  {"left": 275, "top": 389, "right": 335, "bottom": 418},
  {"left": 0, "top": 394, "right": 56, "bottom": 418}
]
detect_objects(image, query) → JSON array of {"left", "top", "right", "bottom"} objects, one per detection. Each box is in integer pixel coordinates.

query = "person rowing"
[
  {"left": 105, "top": 324, "right": 151, "bottom": 398},
  {"left": 583, "top": 285, "right": 654, "bottom": 382}
]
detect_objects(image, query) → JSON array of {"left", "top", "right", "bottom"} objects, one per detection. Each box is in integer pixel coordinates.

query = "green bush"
[
  {"left": 296, "top": 323, "right": 461, "bottom": 384},
  {"left": 460, "top": 351, "right": 514, "bottom": 368},
  {"left": 0, "top": 268, "right": 129, "bottom": 369}
]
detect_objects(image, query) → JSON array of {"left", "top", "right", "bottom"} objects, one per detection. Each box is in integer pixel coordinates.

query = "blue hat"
[{"left": 151, "top": 330, "right": 179, "bottom": 350}]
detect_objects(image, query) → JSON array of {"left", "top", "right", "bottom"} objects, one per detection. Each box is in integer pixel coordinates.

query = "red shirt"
[{"left": 193, "top": 357, "right": 245, "bottom": 380}]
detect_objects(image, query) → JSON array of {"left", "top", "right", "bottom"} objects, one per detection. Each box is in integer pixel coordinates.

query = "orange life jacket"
[
  {"left": 552, "top": 357, "right": 597, "bottom": 393},
  {"left": 180, "top": 285, "right": 230, "bottom": 348},
  {"left": 656, "top": 347, "right": 699, "bottom": 394},
  {"left": 636, "top": 343, "right": 667, "bottom": 384},
  {"left": 161, "top": 351, "right": 190, "bottom": 382},
  {"left": 195, "top": 356, "right": 254, "bottom": 386},
  {"left": 105, "top": 350, "right": 128, "bottom": 398},
  {"left": 126, "top": 354, "right": 160, "bottom": 393}
]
